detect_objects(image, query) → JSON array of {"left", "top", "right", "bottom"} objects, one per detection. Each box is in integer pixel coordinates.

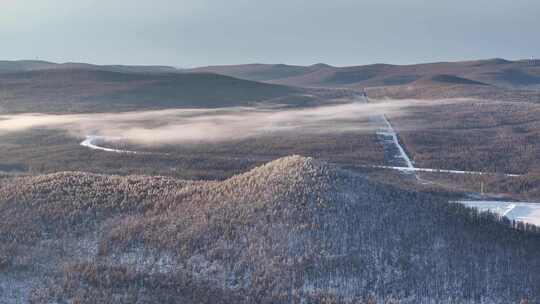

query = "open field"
[{"left": 457, "top": 200, "right": 540, "bottom": 226}]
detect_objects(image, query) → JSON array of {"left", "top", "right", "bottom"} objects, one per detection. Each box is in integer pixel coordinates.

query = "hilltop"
[{"left": 0, "top": 155, "right": 538, "bottom": 303}]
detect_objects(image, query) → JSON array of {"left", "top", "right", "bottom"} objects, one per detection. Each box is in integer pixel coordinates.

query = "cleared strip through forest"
[{"left": 363, "top": 94, "right": 521, "bottom": 178}]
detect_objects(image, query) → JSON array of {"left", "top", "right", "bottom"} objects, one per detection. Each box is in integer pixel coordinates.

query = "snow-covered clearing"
[
  {"left": 378, "top": 115, "right": 414, "bottom": 169},
  {"left": 456, "top": 200, "right": 540, "bottom": 226},
  {"left": 370, "top": 165, "right": 520, "bottom": 177}
]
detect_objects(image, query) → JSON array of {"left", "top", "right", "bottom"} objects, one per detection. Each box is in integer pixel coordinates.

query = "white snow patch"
[
  {"left": 370, "top": 165, "right": 520, "bottom": 177},
  {"left": 455, "top": 200, "right": 540, "bottom": 226},
  {"left": 81, "top": 135, "right": 140, "bottom": 154},
  {"left": 378, "top": 115, "right": 414, "bottom": 169},
  {"left": 113, "top": 248, "right": 178, "bottom": 274}
]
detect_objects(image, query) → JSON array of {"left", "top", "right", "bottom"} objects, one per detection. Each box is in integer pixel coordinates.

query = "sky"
[{"left": 1, "top": 0, "right": 539, "bottom": 67}]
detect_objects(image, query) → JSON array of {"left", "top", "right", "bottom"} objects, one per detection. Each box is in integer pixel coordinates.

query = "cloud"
[{"left": 0, "top": 99, "right": 463, "bottom": 145}]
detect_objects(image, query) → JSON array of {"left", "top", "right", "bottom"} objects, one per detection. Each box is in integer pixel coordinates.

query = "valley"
[
  {"left": 1, "top": 58, "right": 540, "bottom": 303},
  {"left": 3, "top": 1, "right": 540, "bottom": 302}
]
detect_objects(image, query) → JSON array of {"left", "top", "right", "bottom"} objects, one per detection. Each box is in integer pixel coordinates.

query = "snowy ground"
[
  {"left": 456, "top": 200, "right": 540, "bottom": 226},
  {"left": 80, "top": 135, "right": 165, "bottom": 155},
  {"left": 80, "top": 135, "right": 139, "bottom": 154},
  {"left": 370, "top": 165, "right": 520, "bottom": 177},
  {"left": 0, "top": 273, "right": 37, "bottom": 304},
  {"left": 378, "top": 115, "right": 415, "bottom": 169}
]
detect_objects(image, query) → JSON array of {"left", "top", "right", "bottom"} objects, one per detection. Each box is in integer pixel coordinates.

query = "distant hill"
[
  {"left": 188, "top": 63, "right": 333, "bottom": 82},
  {"left": 416, "top": 74, "right": 489, "bottom": 86},
  {"left": 366, "top": 76, "right": 540, "bottom": 103},
  {"left": 1, "top": 155, "right": 538, "bottom": 303},
  {"left": 0, "top": 69, "right": 318, "bottom": 113},
  {"left": 188, "top": 58, "right": 540, "bottom": 90},
  {"left": 3, "top": 58, "right": 540, "bottom": 112},
  {"left": 0, "top": 60, "right": 58, "bottom": 72},
  {"left": 6, "top": 58, "right": 540, "bottom": 90},
  {"left": 0, "top": 60, "right": 179, "bottom": 74}
]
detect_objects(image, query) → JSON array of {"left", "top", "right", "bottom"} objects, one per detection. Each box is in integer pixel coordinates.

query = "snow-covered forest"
[{"left": 0, "top": 156, "right": 538, "bottom": 303}]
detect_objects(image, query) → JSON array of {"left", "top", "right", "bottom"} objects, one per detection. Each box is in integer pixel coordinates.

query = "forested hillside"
[
  {"left": 188, "top": 59, "right": 540, "bottom": 90},
  {"left": 0, "top": 69, "right": 320, "bottom": 113},
  {"left": 0, "top": 156, "right": 538, "bottom": 303}
]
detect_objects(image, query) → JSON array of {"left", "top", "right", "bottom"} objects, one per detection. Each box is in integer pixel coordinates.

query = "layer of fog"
[{"left": 0, "top": 99, "right": 466, "bottom": 146}]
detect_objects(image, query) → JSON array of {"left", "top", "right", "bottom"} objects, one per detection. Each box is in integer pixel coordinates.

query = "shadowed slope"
[
  {"left": 425, "top": 74, "right": 489, "bottom": 86},
  {"left": 0, "top": 69, "right": 315, "bottom": 113},
  {"left": 188, "top": 63, "right": 324, "bottom": 82}
]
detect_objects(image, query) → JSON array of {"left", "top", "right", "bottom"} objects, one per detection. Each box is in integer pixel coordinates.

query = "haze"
[
  {"left": 2, "top": 0, "right": 539, "bottom": 67},
  {"left": 0, "top": 99, "right": 460, "bottom": 145}
]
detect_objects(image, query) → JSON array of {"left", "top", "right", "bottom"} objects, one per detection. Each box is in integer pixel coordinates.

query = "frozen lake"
[{"left": 457, "top": 200, "right": 540, "bottom": 226}]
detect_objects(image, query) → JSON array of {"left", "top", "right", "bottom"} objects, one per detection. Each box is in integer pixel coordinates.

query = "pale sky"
[{"left": 1, "top": 0, "right": 539, "bottom": 67}]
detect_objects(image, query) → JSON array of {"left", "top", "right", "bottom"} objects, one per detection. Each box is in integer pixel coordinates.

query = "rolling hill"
[
  {"left": 0, "top": 69, "right": 320, "bottom": 113},
  {"left": 1, "top": 156, "right": 538, "bottom": 303},
  {"left": 0, "top": 60, "right": 179, "bottom": 74},
  {"left": 4, "top": 59, "right": 539, "bottom": 112},
  {"left": 188, "top": 63, "right": 333, "bottom": 82},
  {"left": 188, "top": 58, "right": 540, "bottom": 90}
]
